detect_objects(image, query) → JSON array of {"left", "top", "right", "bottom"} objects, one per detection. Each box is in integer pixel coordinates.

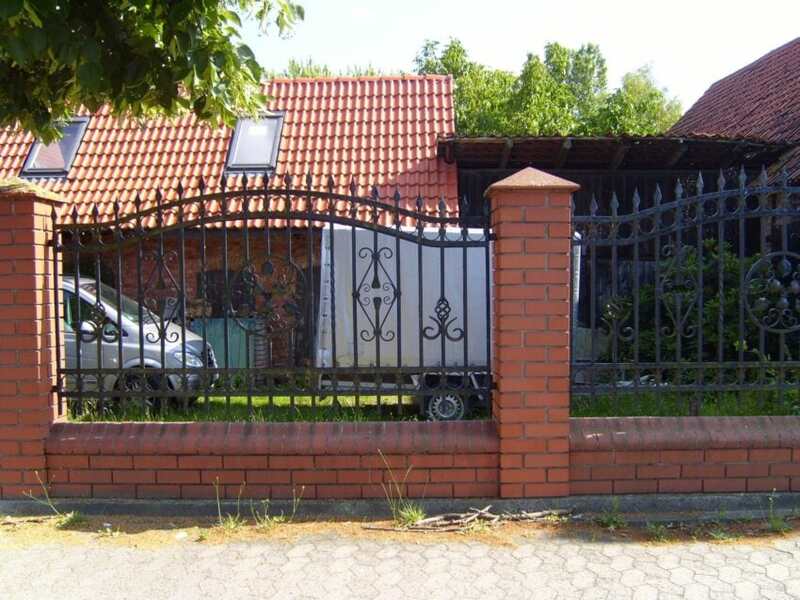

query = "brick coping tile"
[
  {"left": 571, "top": 416, "right": 800, "bottom": 451},
  {"left": 47, "top": 420, "right": 500, "bottom": 456}
]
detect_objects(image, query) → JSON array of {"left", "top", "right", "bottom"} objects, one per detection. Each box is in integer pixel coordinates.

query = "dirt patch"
[{"left": 1, "top": 513, "right": 798, "bottom": 550}]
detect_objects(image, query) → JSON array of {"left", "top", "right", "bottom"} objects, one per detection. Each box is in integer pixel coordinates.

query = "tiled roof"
[
  {"left": 669, "top": 37, "right": 800, "bottom": 142},
  {"left": 668, "top": 37, "right": 800, "bottom": 182},
  {"left": 0, "top": 75, "right": 457, "bottom": 224}
]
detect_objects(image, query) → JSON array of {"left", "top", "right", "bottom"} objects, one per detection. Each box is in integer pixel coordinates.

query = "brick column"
[
  {"left": 0, "top": 182, "right": 63, "bottom": 498},
  {"left": 486, "top": 167, "right": 578, "bottom": 498}
]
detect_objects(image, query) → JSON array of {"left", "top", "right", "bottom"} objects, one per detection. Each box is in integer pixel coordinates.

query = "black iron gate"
[
  {"left": 571, "top": 168, "right": 800, "bottom": 416},
  {"left": 52, "top": 176, "right": 492, "bottom": 421}
]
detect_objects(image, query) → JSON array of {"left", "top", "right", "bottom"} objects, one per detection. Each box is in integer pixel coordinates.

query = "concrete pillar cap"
[{"left": 484, "top": 167, "right": 580, "bottom": 198}]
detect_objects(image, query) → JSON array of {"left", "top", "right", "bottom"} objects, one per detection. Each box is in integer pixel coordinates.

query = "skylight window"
[
  {"left": 226, "top": 114, "right": 284, "bottom": 172},
  {"left": 21, "top": 117, "right": 89, "bottom": 176}
]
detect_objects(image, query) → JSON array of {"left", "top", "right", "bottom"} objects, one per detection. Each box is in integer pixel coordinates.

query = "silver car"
[{"left": 62, "top": 278, "right": 216, "bottom": 398}]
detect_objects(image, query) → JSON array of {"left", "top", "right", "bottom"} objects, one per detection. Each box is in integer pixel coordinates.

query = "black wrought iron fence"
[
  {"left": 52, "top": 175, "right": 492, "bottom": 422},
  {"left": 571, "top": 168, "right": 800, "bottom": 416}
]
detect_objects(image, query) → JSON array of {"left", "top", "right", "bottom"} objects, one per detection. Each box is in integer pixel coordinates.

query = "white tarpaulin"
[{"left": 315, "top": 225, "right": 491, "bottom": 369}]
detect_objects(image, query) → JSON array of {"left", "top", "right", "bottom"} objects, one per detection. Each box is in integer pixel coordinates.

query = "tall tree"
[
  {"left": 415, "top": 39, "right": 681, "bottom": 136},
  {"left": 268, "top": 58, "right": 381, "bottom": 78},
  {"left": 0, "top": 0, "right": 304, "bottom": 142},
  {"left": 592, "top": 67, "right": 683, "bottom": 136}
]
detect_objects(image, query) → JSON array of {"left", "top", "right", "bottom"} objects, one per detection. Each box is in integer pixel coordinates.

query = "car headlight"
[{"left": 172, "top": 351, "right": 204, "bottom": 368}]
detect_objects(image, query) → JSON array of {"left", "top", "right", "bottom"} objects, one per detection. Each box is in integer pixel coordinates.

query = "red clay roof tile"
[
  {"left": 0, "top": 75, "right": 456, "bottom": 224},
  {"left": 669, "top": 37, "right": 800, "bottom": 182}
]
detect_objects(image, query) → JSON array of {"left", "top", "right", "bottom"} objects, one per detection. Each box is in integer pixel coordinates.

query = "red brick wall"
[
  {"left": 570, "top": 417, "right": 800, "bottom": 494},
  {"left": 487, "top": 168, "right": 579, "bottom": 498},
  {"left": 0, "top": 190, "right": 62, "bottom": 498},
  {"left": 45, "top": 421, "right": 499, "bottom": 499}
]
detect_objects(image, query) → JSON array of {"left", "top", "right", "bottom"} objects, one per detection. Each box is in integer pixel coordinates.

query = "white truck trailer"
[{"left": 314, "top": 225, "right": 491, "bottom": 419}]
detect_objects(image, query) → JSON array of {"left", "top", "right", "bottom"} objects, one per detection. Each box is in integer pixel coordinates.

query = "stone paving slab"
[{"left": 2, "top": 530, "right": 800, "bottom": 599}]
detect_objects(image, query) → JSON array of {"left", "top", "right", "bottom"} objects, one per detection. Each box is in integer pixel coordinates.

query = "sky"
[{"left": 242, "top": 0, "right": 800, "bottom": 110}]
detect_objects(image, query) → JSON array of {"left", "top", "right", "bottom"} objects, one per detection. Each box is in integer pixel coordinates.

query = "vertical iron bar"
[
  {"left": 778, "top": 169, "right": 789, "bottom": 409},
  {"left": 71, "top": 207, "right": 83, "bottom": 415},
  {"left": 242, "top": 174, "right": 253, "bottom": 416},
  {"left": 483, "top": 197, "right": 491, "bottom": 415},
  {"left": 350, "top": 179, "right": 360, "bottom": 409},
  {"left": 92, "top": 206, "right": 104, "bottom": 414},
  {"left": 113, "top": 202, "right": 124, "bottom": 413},
  {"left": 674, "top": 180, "right": 684, "bottom": 411},
  {"left": 198, "top": 179, "right": 210, "bottom": 414},
  {"left": 737, "top": 168, "right": 746, "bottom": 406},
  {"left": 285, "top": 175, "right": 295, "bottom": 411},
  {"left": 327, "top": 176, "right": 338, "bottom": 410},
  {"left": 694, "top": 175, "right": 704, "bottom": 415},
  {"left": 716, "top": 171, "right": 726, "bottom": 403},
  {"left": 461, "top": 196, "right": 470, "bottom": 413},
  {"left": 177, "top": 183, "right": 188, "bottom": 412},
  {"left": 757, "top": 168, "right": 768, "bottom": 409},
  {"left": 220, "top": 176, "right": 231, "bottom": 415},
  {"left": 632, "top": 190, "right": 640, "bottom": 408},
  {"left": 134, "top": 195, "right": 146, "bottom": 413},
  {"left": 417, "top": 194, "right": 425, "bottom": 413},
  {"left": 305, "top": 174, "right": 316, "bottom": 411},
  {"left": 264, "top": 173, "right": 274, "bottom": 414},
  {"left": 609, "top": 192, "right": 619, "bottom": 412},
  {"left": 372, "top": 186, "right": 382, "bottom": 410},
  {"left": 653, "top": 186, "right": 663, "bottom": 409},
  {"left": 51, "top": 207, "right": 63, "bottom": 417},
  {"left": 589, "top": 196, "right": 598, "bottom": 406},
  {"left": 155, "top": 190, "right": 167, "bottom": 419},
  {"left": 438, "top": 198, "right": 447, "bottom": 411},
  {"left": 394, "top": 188, "right": 402, "bottom": 412}
]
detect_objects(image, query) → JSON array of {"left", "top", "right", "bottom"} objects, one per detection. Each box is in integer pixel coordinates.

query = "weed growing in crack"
[
  {"left": 596, "top": 497, "right": 626, "bottom": 531},
  {"left": 767, "top": 491, "right": 792, "bottom": 534},
  {"left": 377, "top": 449, "right": 426, "bottom": 527},
  {"left": 645, "top": 522, "right": 669, "bottom": 542},
  {"left": 251, "top": 486, "right": 305, "bottom": 530},
  {"left": 213, "top": 478, "right": 247, "bottom": 531},
  {"left": 22, "top": 471, "right": 86, "bottom": 530}
]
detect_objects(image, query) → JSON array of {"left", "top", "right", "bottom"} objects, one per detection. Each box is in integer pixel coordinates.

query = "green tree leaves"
[
  {"left": 593, "top": 67, "right": 683, "bottom": 136},
  {"left": 415, "top": 39, "right": 681, "bottom": 136},
  {"left": 0, "top": 0, "right": 304, "bottom": 142}
]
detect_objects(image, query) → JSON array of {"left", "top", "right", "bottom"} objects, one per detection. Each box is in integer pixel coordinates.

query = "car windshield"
[{"left": 79, "top": 282, "right": 156, "bottom": 324}]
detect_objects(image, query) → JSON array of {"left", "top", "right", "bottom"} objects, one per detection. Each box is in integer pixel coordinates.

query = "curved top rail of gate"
[
  {"left": 572, "top": 168, "right": 800, "bottom": 247},
  {"left": 52, "top": 174, "right": 491, "bottom": 251}
]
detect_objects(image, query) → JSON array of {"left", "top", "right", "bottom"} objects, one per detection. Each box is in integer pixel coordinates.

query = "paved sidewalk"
[{"left": 2, "top": 530, "right": 800, "bottom": 599}]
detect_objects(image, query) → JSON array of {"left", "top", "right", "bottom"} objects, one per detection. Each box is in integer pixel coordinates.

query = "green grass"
[
  {"left": 69, "top": 394, "right": 431, "bottom": 423},
  {"left": 571, "top": 390, "right": 800, "bottom": 417}
]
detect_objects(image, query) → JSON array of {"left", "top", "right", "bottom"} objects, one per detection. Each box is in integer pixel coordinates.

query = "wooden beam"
[
  {"left": 555, "top": 138, "right": 572, "bottom": 168},
  {"left": 610, "top": 144, "right": 630, "bottom": 170},
  {"left": 722, "top": 141, "right": 747, "bottom": 168},
  {"left": 498, "top": 138, "right": 514, "bottom": 169},
  {"left": 666, "top": 141, "right": 687, "bottom": 168}
]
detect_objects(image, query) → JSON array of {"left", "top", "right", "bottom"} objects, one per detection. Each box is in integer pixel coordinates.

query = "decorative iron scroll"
[
  {"left": 77, "top": 300, "right": 120, "bottom": 344},
  {"left": 141, "top": 248, "right": 181, "bottom": 343},
  {"left": 423, "top": 296, "right": 464, "bottom": 342},
  {"left": 600, "top": 295, "right": 633, "bottom": 342},
  {"left": 658, "top": 245, "right": 700, "bottom": 339},
  {"left": 229, "top": 255, "right": 306, "bottom": 337},
  {"left": 745, "top": 251, "right": 800, "bottom": 334},
  {"left": 355, "top": 246, "right": 398, "bottom": 343}
]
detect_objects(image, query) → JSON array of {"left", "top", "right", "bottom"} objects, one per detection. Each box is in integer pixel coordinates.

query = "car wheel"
[
  {"left": 116, "top": 371, "right": 168, "bottom": 411},
  {"left": 424, "top": 393, "right": 467, "bottom": 421}
]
